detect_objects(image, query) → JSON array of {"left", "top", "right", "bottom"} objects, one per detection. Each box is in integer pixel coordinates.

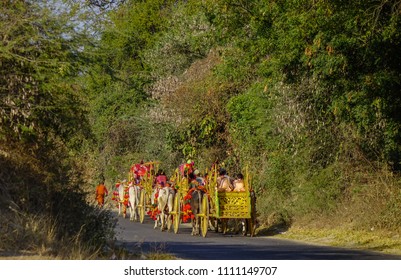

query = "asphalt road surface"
[{"left": 114, "top": 213, "right": 401, "bottom": 260}]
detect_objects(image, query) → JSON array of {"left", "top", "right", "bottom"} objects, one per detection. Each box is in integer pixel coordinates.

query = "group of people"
[
  {"left": 216, "top": 169, "right": 246, "bottom": 193},
  {"left": 94, "top": 159, "right": 248, "bottom": 208},
  {"left": 183, "top": 160, "right": 246, "bottom": 193}
]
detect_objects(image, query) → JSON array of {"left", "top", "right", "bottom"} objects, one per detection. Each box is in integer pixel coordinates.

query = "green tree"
[
  {"left": 0, "top": 0, "right": 114, "bottom": 255},
  {"left": 0, "top": 0, "right": 90, "bottom": 146},
  {"left": 83, "top": 0, "right": 178, "bottom": 179}
]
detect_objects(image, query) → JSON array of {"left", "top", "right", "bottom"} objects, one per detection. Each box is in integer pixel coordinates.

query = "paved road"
[{"left": 114, "top": 213, "right": 401, "bottom": 260}]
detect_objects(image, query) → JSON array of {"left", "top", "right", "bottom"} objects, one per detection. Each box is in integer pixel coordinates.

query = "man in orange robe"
[{"left": 95, "top": 182, "right": 108, "bottom": 207}]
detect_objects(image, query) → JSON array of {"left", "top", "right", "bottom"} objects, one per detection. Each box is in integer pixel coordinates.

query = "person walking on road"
[{"left": 95, "top": 181, "right": 108, "bottom": 207}]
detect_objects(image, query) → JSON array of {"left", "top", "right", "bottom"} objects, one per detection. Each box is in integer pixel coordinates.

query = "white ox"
[
  {"left": 152, "top": 186, "right": 175, "bottom": 231},
  {"left": 118, "top": 182, "right": 141, "bottom": 221},
  {"left": 117, "top": 184, "right": 126, "bottom": 217},
  {"left": 128, "top": 184, "right": 141, "bottom": 221}
]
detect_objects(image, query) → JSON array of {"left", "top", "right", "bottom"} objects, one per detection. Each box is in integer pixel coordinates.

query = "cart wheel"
[
  {"left": 173, "top": 195, "right": 181, "bottom": 234},
  {"left": 200, "top": 194, "right": 209, "bottom": 238},
  {"left": 139, "top": 190, "right": 145, "bottom": 223}
]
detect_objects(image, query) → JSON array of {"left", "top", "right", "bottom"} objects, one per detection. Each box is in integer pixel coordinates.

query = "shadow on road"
[{"left": 117, "top": 239, "right": 401, "bottom": 260}]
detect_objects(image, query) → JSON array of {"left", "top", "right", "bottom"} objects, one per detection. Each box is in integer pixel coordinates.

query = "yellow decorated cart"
[
  {"left": 170, "top": 165, "right": 256, "bottom": 238},
  {"left": 169, "top": 168, "right": 189, "bottom": 234},
  {"left": 131, "top": 161, "right": 160, "bottom": 223},
  {"left": 199, "top": 166, "right": 256, "bottom": 237}
]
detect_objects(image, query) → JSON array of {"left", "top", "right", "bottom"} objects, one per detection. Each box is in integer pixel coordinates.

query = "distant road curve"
[{"left": 114, "top": 213, "right": 401, "bottom": 260}]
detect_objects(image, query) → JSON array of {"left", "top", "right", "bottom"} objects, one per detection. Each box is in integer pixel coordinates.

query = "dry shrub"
[
  {"left": 148, "top": 49, "right": 222, "bottom": 126},
  {"left": 303, "top": 129, "right": 401, "bottom": 232},
  {"left": 0, "top": 142, "right": 116, "bottom": 259},
  {"left": 0, "top": 210, "right": 101, "bottom": 259}
]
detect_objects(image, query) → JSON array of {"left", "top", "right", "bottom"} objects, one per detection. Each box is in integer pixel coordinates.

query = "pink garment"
[{"left": 156, "top": 174, "right": 167, "bottom": 185}]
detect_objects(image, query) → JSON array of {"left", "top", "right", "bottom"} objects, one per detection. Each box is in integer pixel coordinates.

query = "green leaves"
[
  {"left": 0, "top": 1, "right": 89, "bottom": 145},
  {"left": 0, "top": 1, "right": 117, "bottom": 255}
]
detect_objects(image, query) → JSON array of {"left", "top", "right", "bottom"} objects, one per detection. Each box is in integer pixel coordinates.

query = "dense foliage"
[{"left": 0, "top": 0, "right": 115, "bottom": 257}]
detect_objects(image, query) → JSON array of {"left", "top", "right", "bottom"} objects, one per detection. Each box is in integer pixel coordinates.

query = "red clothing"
[
  {"left": 135, "top": 164, "right": 148, "bottom": 176},
  {"left": 179, "top": 163, "right": 194, "bottom": 176}
]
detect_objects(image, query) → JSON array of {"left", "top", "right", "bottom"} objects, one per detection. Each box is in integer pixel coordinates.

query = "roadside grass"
[
  {"left": 0, "top": 210, "right": 106, "bottom": 260},
  {"left": 0, "top": 240, "right": 176, "bottom": 260},
  {"left": 0, "top": 209, "right": 176, "bottom": 260},
  {"left": 105, "top": 241, "right": 177, "bottom": 260},
  {"left": 0, "top": 208, "right": 178, "bottom": 260},
  {"left": 0, "top": 248, "right": 176, "bottom": 260},
  {"left": 144, "top": 252, "right": 177, "bottom": 260},
  {"left": 258, "top": 225, "right": 401, "bottom": 256}
]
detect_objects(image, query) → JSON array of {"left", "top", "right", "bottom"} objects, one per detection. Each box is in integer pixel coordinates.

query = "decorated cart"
[
  {"left": 130, "top": 161, "right": 160, "bottom": 223},
  {"left": 200, "top": 166, "right": 256, "bottom": 237},
  {"left": 170, "top": 166, "right": 257, "bottom": 238},
  {"left": 169, "top": 168, "right": 189, "bottom": 234}
]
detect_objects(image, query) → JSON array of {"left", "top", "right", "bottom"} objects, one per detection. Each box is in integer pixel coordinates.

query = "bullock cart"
[
  {"left": 169, "top": 167, "right": 256, "bottom": 238},
  {"left": 169, "top": 169, "right": 189, "bottom": 234},
  {"left": 199, "top": 166, "right": 256, "bottom": 237},
  {"left": 131, "top": 161, "right": 160, "bottom": 223}
]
